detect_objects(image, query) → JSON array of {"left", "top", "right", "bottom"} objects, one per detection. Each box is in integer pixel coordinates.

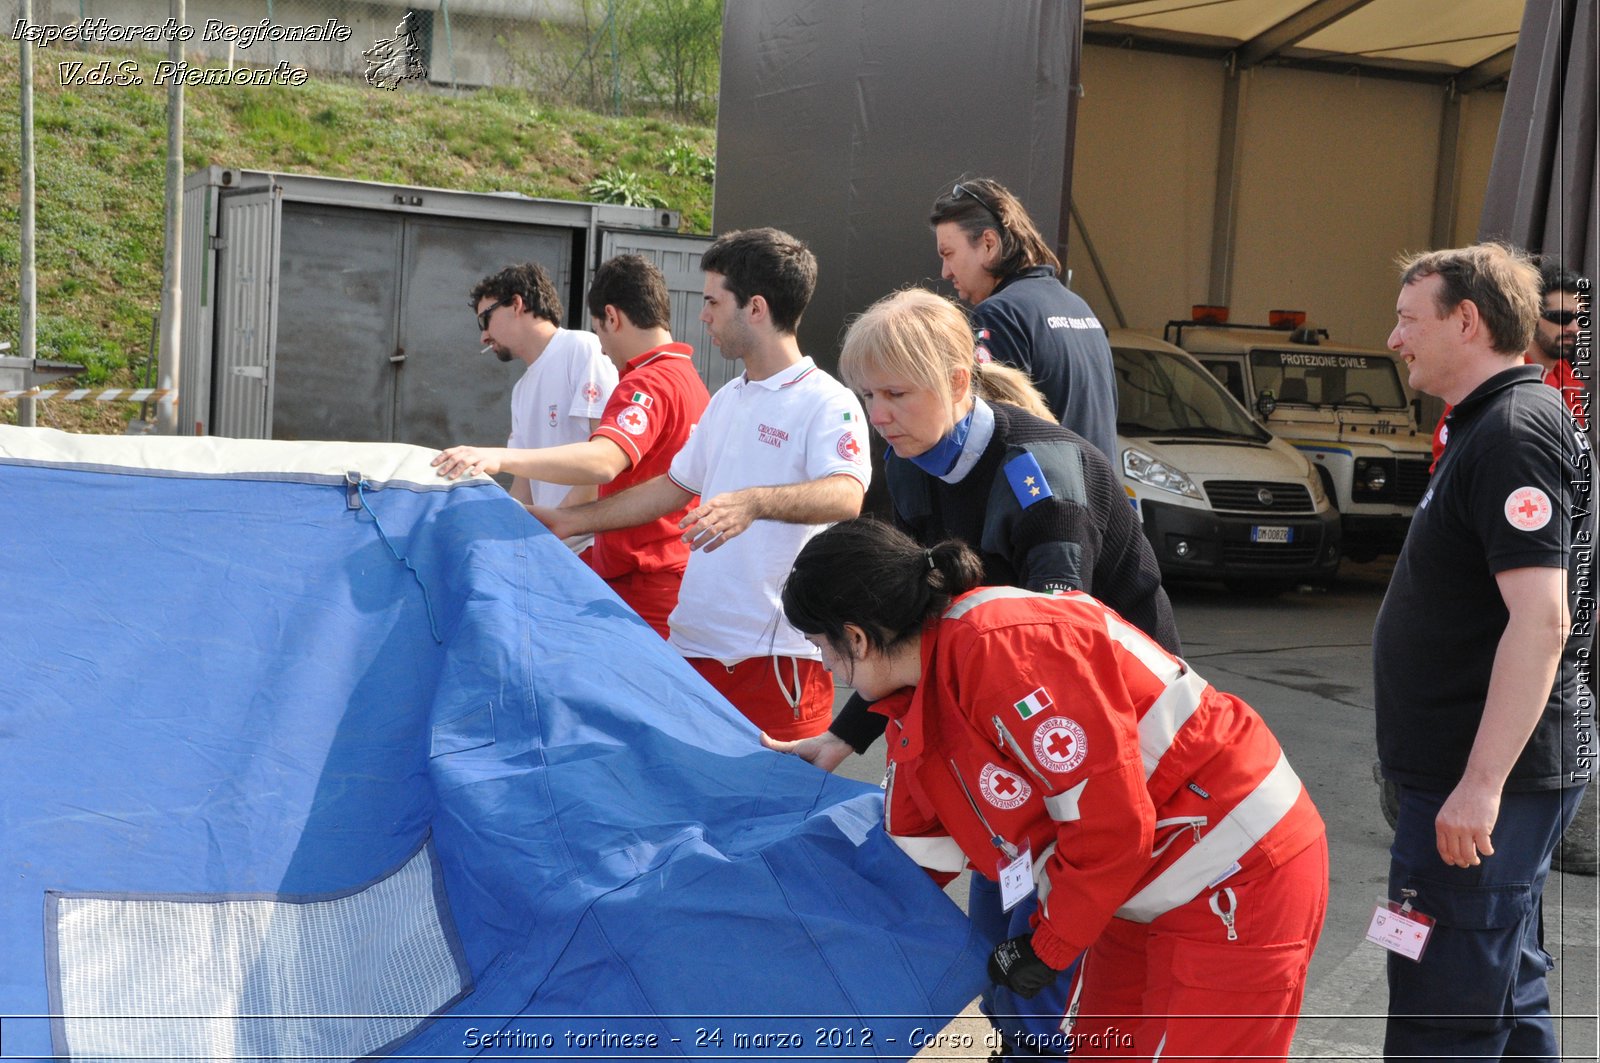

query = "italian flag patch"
[
  {"left": 630, "top": 391, "right": 653, "bottom": 408},
  {"left": 1014, "top": 687, "right": 1053, "bottom": 720}
]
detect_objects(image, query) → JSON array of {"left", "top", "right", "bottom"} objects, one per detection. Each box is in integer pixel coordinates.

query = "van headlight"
[{"left": 1123, "top": 446, "right": 1202, "bottom": 500}]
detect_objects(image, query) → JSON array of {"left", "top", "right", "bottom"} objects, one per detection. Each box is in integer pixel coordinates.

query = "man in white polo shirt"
[
  {"left": 467, "top": 261, "right": 617, "bottom": 549},
  {"left": 530, "top": 229, "right": 868, "bottom": 740}
]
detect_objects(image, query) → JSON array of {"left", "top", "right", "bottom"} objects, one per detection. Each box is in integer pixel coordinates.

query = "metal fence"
[{"left": 5, "top": 0, "right": 720, "bottom": 116}]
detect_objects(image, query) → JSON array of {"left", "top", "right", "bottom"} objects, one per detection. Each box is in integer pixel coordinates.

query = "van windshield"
[
  {"left": 1248, "top": 348, "right": 1409, "bottom": 409},
  {"left": 1113, "top": 346, "right": 1270, "bottom": 442}
]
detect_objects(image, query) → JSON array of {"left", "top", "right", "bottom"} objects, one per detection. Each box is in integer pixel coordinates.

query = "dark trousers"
[
  {"left": 1384, "top": 782, "right": 1585, "bottom": 1063},
  {"left": 969, "top": 874, "right": 1079, "bottom": 1058}
]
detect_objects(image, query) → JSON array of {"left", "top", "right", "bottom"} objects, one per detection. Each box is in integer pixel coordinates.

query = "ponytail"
[
  {"left": 973, "top": 361, "right": 1052, "bottom": 420},
  {"left": 783, "top": 518, "right": 983, "bottom": 654}
]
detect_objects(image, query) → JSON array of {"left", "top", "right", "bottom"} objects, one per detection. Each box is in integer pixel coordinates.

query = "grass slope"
[{"left": 0, "top": 44, "right": 715, "bottom": 433}]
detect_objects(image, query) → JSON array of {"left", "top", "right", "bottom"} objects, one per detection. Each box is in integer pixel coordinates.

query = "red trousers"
[
  {"left": 601, "top": 567, "right": 683, "bottom": 640},
  {"left": 686, "top": 655, "right": 833, "bottom": 741},
  {"left": 1068, "top": 832, "right": 1329, "bottom": 1063}
]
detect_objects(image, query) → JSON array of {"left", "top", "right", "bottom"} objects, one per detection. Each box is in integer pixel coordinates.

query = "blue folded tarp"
[{"left": 0, "top": 428, "right": 985, "bottom": 1061}]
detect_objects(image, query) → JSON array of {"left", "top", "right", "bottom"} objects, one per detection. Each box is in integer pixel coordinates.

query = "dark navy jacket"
[{"left": 972, "top": 265, "right": 1119, "bottom": 463}]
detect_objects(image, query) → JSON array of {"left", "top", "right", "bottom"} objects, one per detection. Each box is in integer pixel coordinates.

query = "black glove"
[{"left": 987, "top": 934, "right": 1060, "bottom": 999}]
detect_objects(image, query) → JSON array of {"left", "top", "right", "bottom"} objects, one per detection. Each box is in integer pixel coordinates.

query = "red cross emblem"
[
  {"left": 617, "top": 404, "right": 649, "bottom": 436},
  {"left": 1032, "top": 716, "right": 1088, "bottom": 773},
  {"left": 1504, "top": 486, "right": 1552, "bottom": 531},
  {"left": 979, "top": 763, "right": 1030, "bottom": 809},
  {"left": 837, "top": 430, "right": 862, "bottom": 462}
]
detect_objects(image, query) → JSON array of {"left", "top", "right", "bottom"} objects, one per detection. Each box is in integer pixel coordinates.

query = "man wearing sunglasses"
[
  {"left": 928, "top": 178, "right": 1118, "bottom": 463},
  {"left": 1431, "top": 258, "right": 1590, "bottom": 466},
  {"left": 463, "top": 262, "right": 618, "bottom": 549},
  {"left": 435, "top": 256, "right": 709, "bottom": 639},
  {"left": 1530, "top": 259, "right": 1597, "bottom": 879},
  {"left": 1527, "top": 260, "right": 1587, "bottom": 432}
]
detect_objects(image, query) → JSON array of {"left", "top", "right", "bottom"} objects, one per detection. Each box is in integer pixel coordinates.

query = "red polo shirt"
[
  {"left": 588, "top": 343, "right": 711, "bottom": 579},
  {"left": 1545, "top": 359, "right": 1588, "bottom": 430}
]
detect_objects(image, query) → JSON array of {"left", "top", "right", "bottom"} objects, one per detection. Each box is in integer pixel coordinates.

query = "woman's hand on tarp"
[{"left": 762, "top": 731, "right": 854, "bottom": 773}]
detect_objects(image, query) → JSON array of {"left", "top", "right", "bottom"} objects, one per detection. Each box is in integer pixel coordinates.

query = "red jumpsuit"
[{"left": 880, "top": 587, "right": 1328, "bottom": 1062}]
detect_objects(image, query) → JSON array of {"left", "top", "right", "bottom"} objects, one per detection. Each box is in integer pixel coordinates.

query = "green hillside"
[{"left": 0, "top": 45, "right": 715, "bottom": 432}]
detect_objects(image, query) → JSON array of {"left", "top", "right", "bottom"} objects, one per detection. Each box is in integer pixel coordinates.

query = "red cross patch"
[
  {"left": 582, "top": 382, "right": 602, "bottom": 403},
  {"left": 837, "top": 430, "right": 862, "bottom": 462},
  {"left": 979, "top": 763, "right": 1031, "bottom": 810},
  {"left": 616, "top": 404, "right": 649, "bottom": 436},
  {"left": 1504, "top": 486, "right": 1552, "bottom": 531},
  {"left": 1032, "top": 716, "right": 1088, "bottom": 773}
]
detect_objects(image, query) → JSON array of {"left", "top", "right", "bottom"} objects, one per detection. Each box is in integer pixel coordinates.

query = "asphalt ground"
[{"left": 831, "top": 561, "right": 1599, "bottom": 1061}]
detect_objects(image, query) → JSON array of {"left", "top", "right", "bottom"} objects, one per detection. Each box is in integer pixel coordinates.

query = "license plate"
[{"left": 1251, "top": 525, "right": 1292, "bottom": 544}]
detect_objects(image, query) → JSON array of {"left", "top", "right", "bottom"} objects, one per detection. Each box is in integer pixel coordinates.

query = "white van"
[
  {"left": 1167, "top": 320, "right": 1431, "bottom": 561},
  {"left": 1109, "top": 330, "right": 1341, "bottom": 588}
]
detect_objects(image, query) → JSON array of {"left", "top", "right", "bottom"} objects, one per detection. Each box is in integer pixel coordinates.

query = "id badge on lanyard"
[
  {"left": 1365, "top": 890, "right": 1435, "bottom": 962},
  {"left": 998, "top": 845, "right": 1035, "bottom": 911}
]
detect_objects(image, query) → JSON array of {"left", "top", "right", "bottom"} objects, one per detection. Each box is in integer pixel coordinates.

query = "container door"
[
  {"left": 211, "top": 188, "right": 281, "bottom": 439},
  {"left": 271, "top": 203, "right": 403, "bottom": 442},
  {"left": 599, "top": 230, "right": 721, "bottom": 390},
  {"left": 178, "top": 177, "right": 220, "bottom": 436},
  {"left": 392, "top": 217, "right": 572, "bottom": 451}
]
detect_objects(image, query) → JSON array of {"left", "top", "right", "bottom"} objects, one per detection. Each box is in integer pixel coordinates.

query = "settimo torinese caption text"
[{"left": 12, "top": 17, "right": 351, "bottom": 86}]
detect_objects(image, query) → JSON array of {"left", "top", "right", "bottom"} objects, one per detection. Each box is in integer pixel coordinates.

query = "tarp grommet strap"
[{"left": 356, "top": 477, "right": 444, "bottom": 644}]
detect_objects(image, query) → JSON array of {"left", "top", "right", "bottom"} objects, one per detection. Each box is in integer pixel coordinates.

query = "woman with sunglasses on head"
[
  {"left": 931, "top": 178, "right": 1119, "bottom": 464},
  {"left": 764, "top": 287, "right": 1177, "bottom": 1057},
  {"left": 782, "top": 519, "right": 1328, "bottom": 1063}
]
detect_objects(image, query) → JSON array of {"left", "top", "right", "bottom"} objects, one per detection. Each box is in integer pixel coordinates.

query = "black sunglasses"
[
  {"left": 952, "top": 182, "right": 1004, "bottom": 231},
  {"left": 1541, "top": 308, "right": 1578, "bottom": 326},
  {"left": 476, "top": 298, "right": 511, "bottom": 332}
]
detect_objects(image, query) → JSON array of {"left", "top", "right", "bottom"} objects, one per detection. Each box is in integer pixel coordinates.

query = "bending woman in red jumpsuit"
[{"left": 782, "top": 519, "right": 1330, "bottom": 1062}]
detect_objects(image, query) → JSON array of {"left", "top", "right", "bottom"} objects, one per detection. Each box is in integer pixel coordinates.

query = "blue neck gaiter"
[{"left": 907, "top": 406, "right": 976, "bottom": 477}]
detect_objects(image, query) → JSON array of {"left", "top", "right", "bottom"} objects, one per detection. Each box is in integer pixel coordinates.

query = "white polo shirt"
[
  {"left": 667, "top": 357, "right": 870, "bottom": 663},
  {"left": 508, "top": 328, "right": 617, "bottom": 510}
]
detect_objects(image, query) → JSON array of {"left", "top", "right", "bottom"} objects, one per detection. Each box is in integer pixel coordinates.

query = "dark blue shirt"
[
  {"left": 972, "top": 265, "right": 1119, "bottom": 463},
  {"left": 1374, "top": 365, "right": 1593, "bottom": 791}
]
